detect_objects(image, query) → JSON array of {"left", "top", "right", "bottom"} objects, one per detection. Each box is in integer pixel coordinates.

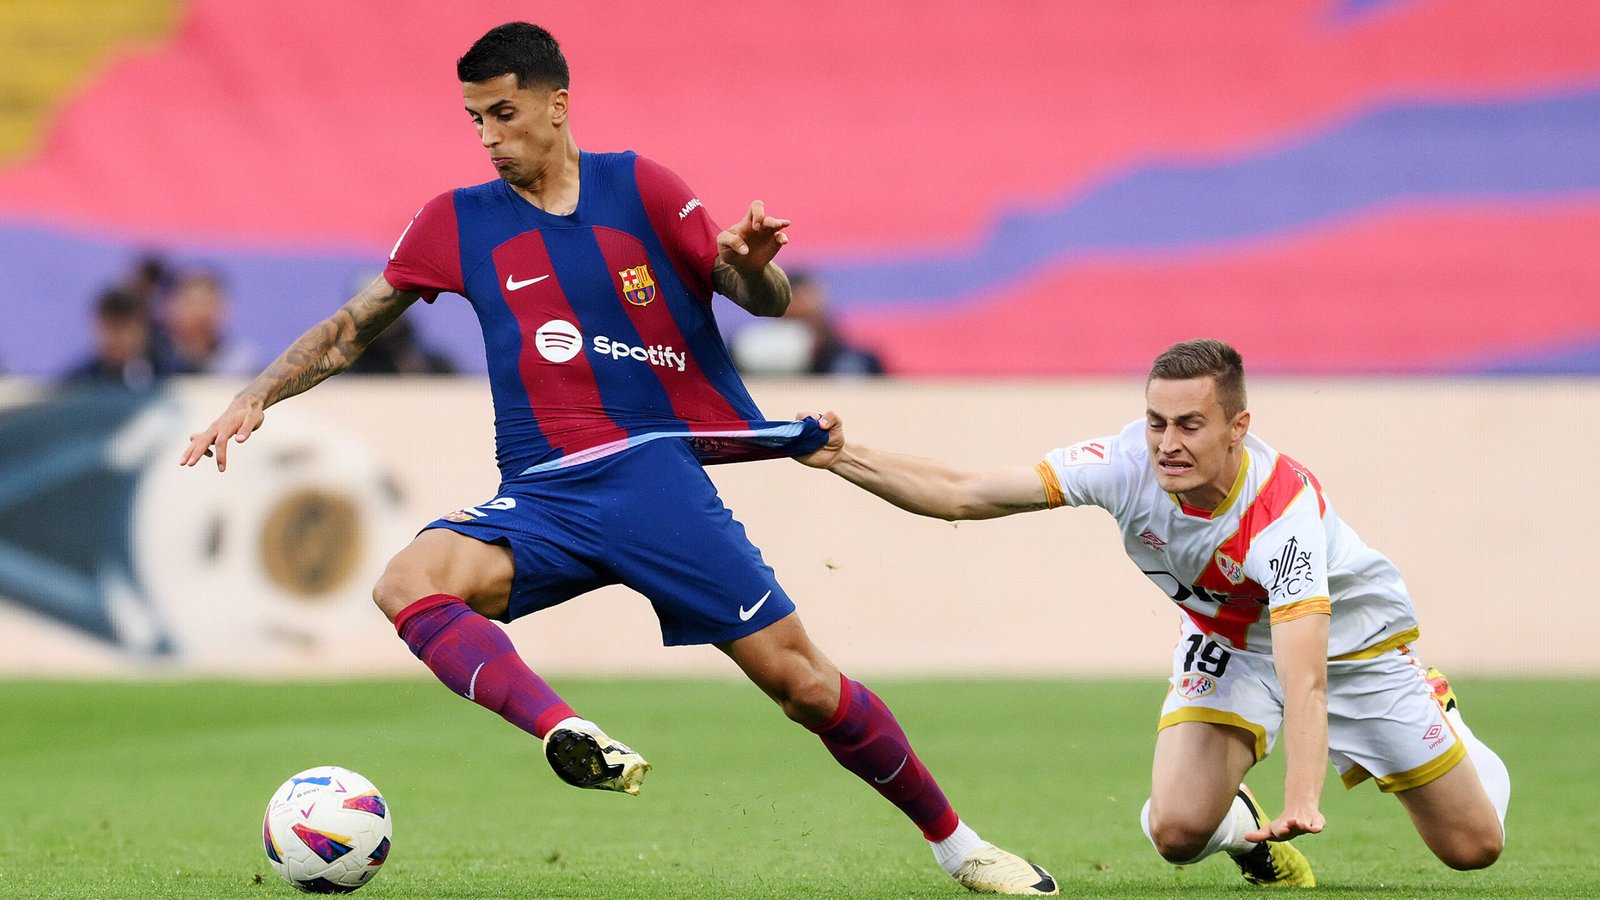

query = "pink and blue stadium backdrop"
[{"left": 2, "top": 0, "right": 1598, "bottom": 376}]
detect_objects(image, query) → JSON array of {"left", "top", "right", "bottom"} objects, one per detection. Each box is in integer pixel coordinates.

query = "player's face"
[
  {"left": 462, "top": 75, "right": 568, "bottom": 187},
  {"left": 1144, "top": 376, "right": 1249, "bottom": 509}
]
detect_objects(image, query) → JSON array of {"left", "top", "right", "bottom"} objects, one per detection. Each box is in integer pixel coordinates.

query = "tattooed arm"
[
  {"left": 713, "top": 200, "right": 792, "bottom": 317},
  {"left": 179, "top": 276, "right": 420, "bottom": 471},
  {"left": 712, "top": 258, "right": 791, "bottom": 317}
]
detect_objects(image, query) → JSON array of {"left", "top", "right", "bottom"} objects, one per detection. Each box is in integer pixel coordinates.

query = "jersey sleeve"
[
  {"left": 1037, "top": 435, "right": 1128, "bottom": 513},
  {"left": 634, "top": 155, "right": 719, "bottom": 302},
  {"left": 1245, "top": 493, "right": 1332, "bottom": 625},
  {"left": 381, "top": 191, "right": 464, "bottom": 302}
]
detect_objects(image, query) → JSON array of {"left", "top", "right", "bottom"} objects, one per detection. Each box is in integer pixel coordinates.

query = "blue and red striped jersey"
[{"left": 383, "top": 151, "right": 824, "bottom": 481}]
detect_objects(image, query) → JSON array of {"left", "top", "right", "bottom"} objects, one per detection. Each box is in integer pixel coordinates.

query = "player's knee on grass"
[
  {"left": 1433, "top": 823, "right": 1503, "bottom": 871},
  {"left": 1145, "top": 808, "right": 1221, "bottom": 863}
]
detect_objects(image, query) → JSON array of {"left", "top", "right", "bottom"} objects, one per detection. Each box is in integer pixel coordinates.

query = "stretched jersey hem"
[{"left": 517, "top": 423, "right": 810, "bottom": 476}]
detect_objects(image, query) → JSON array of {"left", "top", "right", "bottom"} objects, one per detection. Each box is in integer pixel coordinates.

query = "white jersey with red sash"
[{"left": 1037, "top": 421, "right": 1419, "bottom": 659}]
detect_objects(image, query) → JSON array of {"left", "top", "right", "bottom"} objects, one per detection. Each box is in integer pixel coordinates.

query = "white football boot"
[
  {"left": 951, "top": 845, "right": 1059, "bottom": 895},
  {"left": 542, "top": 720, "right": 651, "bottom": 796}
]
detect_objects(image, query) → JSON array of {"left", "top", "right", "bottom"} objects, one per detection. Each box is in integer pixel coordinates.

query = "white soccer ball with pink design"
[{"left": 263, "top": 766, "right": 392, "bottom": 893}]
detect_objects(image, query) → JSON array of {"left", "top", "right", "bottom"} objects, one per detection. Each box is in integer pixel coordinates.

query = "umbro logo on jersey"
[
  {"left": 506, "top": 273, "right": 550, "bottom": 291},
  {"left": 1139, "top": 530, "right": 1167, "bottom": 552}
]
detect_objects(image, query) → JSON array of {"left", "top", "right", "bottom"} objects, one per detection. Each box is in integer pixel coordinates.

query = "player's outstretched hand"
[
  {"left": 795, "top": 410, "right": 844, "bottom": 469},
  {"left": 717, "top": 200, "right": 791, "bottom": 273},
  {"left": 1244, "top": 806, "right": 1325, "bottom": 843},
  {"left": 179, "top": 396, "right": 266, "bottom": 472}
]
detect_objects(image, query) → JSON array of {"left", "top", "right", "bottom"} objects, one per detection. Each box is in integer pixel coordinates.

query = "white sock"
[
  {"left": 1140, "top": 794, "right": 1259, "bottom": 865},
  {"left": 1448, "top": 708, "right": 1511, "bottom": 832},
  {"left": 930, "top": 820, "right": 989, "bottom": 875},
  {"left": 548, "top": 715, "right": 595, "bottom": 735}
]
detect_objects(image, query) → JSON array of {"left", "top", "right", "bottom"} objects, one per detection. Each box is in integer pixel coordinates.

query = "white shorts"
[{"left": 1157, "top": 624, "right": 1465, "bottom": 792}]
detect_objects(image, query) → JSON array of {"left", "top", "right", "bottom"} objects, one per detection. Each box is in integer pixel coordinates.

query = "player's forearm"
[
  {"left": 713, "top": 259, "right": 789, "bottom": 317},
  {"left": 241, "top": 279, "right": 417, "bottom": 409},
  {"left": 1273, "top": 616, "right": 1330, "bottom": 809},
  {"left": 241, "top": 310, "right": 365, "bottom": 409},
  {"left": 1280, "top": 676, "right": 1328, "bottom": 807},
  {"left": 827, "top": 445, "right": 990, "bottom": 521}
]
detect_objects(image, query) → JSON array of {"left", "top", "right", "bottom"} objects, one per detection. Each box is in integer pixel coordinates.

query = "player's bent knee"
[
  {"left": 370, "top": 530, "right": 515, "bottom": 623},
  {"left": 764, "top": 668, "right": 838, "bottom": 726},
  {"left": 372, "top": 558, "right": 432, "bottom": 622},
  {"left": 1438, "top": 830, "right": 1503, "bottom": 871},
  {"left": 1145, "top": 813, "right": 1214, "bottom": 863},
  {"left": 779, "top": 676, "right": 837, "bottom": 724}
]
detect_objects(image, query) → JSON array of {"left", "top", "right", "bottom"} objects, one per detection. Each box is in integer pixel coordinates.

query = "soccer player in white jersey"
[{"left": 798, "top": 338, "right": 1510, "bottom": 888}]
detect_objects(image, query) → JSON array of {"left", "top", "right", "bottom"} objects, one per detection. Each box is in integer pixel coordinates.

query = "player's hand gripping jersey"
[
  {"left": 383, "top": 152, "right": 823, "bottom": 480},
  {"left": 1036, "top": 422, "right": 1420, "bottom": 659}
]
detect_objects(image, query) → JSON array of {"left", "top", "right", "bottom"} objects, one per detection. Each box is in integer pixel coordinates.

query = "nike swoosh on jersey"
[
  {"left": 505, "top": 274, "right": 550, "bottom": 291},
  {"left": 465, "top": 662, "right": 486, "bottom": 700},
  {"left": 738, "top": 590, "right": 772, "bottom": 622}
]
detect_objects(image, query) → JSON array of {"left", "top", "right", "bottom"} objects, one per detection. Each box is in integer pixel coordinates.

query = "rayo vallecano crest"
[{"left": 618, "top": 264, "right": 657, "bottom": 306}]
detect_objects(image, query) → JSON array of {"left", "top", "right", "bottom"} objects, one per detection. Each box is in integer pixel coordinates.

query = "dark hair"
[
  {"left": 95, "top": 288, "right": 145, "bottom": 322},
  {"left": 458, "top": 22, "right": 569, "bottom": 91},
  {"left": 1148, "top": 338, "right": 1247, "bottom": 418}
]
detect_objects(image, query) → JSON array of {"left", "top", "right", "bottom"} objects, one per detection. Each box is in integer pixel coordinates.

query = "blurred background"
[{"left": 0, "top": 0, "right": 1596, "bottom": 678}]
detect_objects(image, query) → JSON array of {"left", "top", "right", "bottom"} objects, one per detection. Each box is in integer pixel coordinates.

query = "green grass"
[{"left": 0, "top": 678, "right": 1593, "bottom": 898}]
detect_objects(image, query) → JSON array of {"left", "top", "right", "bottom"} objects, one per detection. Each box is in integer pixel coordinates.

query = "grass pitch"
[{"left": 0, "top": 677, "right": 1594, "bottom": 898}]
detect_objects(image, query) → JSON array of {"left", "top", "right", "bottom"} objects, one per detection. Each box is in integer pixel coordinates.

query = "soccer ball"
[{"left": 263, "top": 766, "right": 393, "bottom": 893}]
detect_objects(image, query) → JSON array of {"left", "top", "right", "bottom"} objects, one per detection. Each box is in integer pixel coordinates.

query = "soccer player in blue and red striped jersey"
[{"left": 180, "top": 21, "right": 1055, "bottom": 896}]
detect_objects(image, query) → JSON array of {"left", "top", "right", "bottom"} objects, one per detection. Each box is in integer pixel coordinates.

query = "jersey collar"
[{"left": 1169, "top": 447, "right": 1251, "bottom": 520}]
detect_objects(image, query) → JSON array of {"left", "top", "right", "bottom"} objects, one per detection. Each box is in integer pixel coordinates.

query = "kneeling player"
[{"left": 800, "top": 338, "right": 1510, "bottom": 887}]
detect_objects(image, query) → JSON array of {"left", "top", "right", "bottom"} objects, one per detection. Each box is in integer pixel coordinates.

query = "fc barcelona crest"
[{"left": 618, "top": 264, "right": 657, "bottom": 307}]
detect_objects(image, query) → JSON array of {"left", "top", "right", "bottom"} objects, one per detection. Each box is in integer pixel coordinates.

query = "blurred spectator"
[
  {"left": 153, "top": 269, "right": 258, "bottom": 375},
  {"left": 121, "top": 254, "right": 174, "bottom": 311},
  {"left": 348, "top": 315, "right": 459, "bottom": 375},
  {"left": 731, "top": 271, "right": 886, "bottom": 376},
  {"left": 62, "top": 289, "right": 157, "bottom": 388}
]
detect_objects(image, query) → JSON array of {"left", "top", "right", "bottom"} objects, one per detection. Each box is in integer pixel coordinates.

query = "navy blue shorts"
[{"left": 421, "top": 438, "right": 796, "bottom": 646}]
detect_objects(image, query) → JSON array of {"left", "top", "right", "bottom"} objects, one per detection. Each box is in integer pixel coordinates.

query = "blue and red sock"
[
  {"left": 811, "top": 673, "right": 960, "bottom": 841},
  {"left": 394, "top": 594, "right": 575, "bottom": 739}
]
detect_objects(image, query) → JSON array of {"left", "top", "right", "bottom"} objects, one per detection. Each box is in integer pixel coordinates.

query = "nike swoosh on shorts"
[{"left": 738, "top": 590, "right": 772, "bottom": 622}]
